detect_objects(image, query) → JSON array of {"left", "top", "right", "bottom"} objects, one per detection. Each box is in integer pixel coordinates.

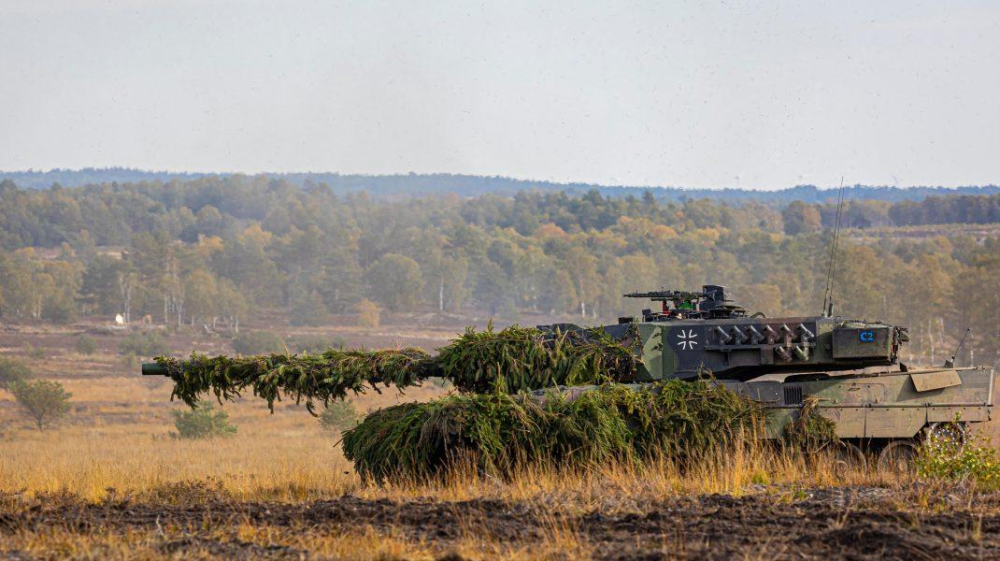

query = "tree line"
[
  {"left": 0, "top": 177, "right": 998, "bottom": 365},
  {"left": 3, "top": 169, "right": 998, "bottom": 202}
]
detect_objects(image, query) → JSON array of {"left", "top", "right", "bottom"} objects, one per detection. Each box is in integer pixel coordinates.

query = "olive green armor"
[{"left": 545, "top": 285, "right": 994, "bottom": 454}]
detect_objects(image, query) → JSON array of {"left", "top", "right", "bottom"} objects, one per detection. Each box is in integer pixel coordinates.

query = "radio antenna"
[
  {"left": 821, "top": 177, "right": 846, "bottom": 317},
  {"left": 945, "top": 327, "right": 971, "bottom": 368}
]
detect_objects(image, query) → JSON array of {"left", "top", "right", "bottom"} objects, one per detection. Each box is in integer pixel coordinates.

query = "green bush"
[
  {"left": 319, "top": 400, "right": 359, "bottom": 432},
  {"left": 75, "top": 335, "right": 98, "bottom": 356},
  {"left": 917, "top": 431, "right": 1000, "bottom": 488},
  {"left": 232, "top": 331, "right": 285, "bottom": 355},
  {"left": 287, "top": 334, "right": 346, "bottom": 354},
  {"left": 24, "top": 344, "right": 45, "bottom": 360},
  {"left": 11, "top": 380, "right": 72, "bottom": 431},
  {"left": 118, "top": 330, "right": 170, "bottom": 358},
  {"left": 0, "top": 355, "right": 32, "bottom": 390},
  {"left": 354, "top": 299, "right": 380, "bottom": 328},
  {"left": 170, "top": 404, "right": 238, "bottom": 439}
]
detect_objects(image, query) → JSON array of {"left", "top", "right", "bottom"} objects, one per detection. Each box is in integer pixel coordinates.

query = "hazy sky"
[{"left": 1, "top": 1, "right": 998, "bottom": 189}]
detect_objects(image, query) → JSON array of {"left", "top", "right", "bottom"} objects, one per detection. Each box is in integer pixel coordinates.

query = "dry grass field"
[{"left": 3, "top": 318, "right": 1000, "bottom": 559}]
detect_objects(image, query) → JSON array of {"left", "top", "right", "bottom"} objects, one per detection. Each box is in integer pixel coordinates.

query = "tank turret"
[{"left": 567, "top": 285, "right": 910, "bottom": 382}]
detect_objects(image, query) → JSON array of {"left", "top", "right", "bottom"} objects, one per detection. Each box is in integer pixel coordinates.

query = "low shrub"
[
  {"left": 232, "top": 331, "right": 285, "bottom": 355},
  {"left": 119, "top": 330, "right": 170, "bottom": 358},
  {"left": 11, "top": 380, "right": 72, "bottom": 431},
  {"left": 354, "top": 299, "right": 380, "bottom": 328},
  {"left": 170, "top": 404, "right": 238, "bottom": 439},
  {"left": 75, "top": 335, "right": 98, "bottom": 356},
  {"left": 24, "top": 345, "right": 45, "bottom": 360},
  {"left": 917, "top": 431, "right": 1000, "bottom": 488},
  {"left": 0, "top": 355, "right": 32, "bottom": 390},
  {"left": 319, "top": 400, "right": 360, "bottom": 432}
]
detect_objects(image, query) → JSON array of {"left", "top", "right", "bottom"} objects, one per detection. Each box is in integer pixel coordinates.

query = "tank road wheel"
[
  {"left": 832, "top": 442, "right": 867, "bottom": 478},
  {"left": 925, "top": 422, "right": 967, "bottom": 448},
  {"left": 877, "top": 441, "right": 918, "bottom": 477}
]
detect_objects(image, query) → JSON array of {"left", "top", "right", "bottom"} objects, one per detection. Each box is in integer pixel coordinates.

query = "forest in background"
[
  {"left": 0, "top": 175, "right": 998, "bottom": 365},
  {"left": 3, "top": 168, "right": 999, "bottom": 202}
]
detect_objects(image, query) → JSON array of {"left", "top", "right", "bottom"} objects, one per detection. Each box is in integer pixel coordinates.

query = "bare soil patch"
[{"left": 3, "top": 488, "right": 999, "bottom": 560}]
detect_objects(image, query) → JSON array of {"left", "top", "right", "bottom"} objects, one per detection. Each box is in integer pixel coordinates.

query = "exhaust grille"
[{"left": 783, "top": 386, "right": 803, "bottom": 405}]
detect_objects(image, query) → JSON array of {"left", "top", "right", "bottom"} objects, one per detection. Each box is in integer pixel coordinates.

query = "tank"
[
  {"left": 542, "top": 285, "right": 995, "bottom": 471},
  {"left": 141, "top": 283, "right": 995, "bottom": 472}
]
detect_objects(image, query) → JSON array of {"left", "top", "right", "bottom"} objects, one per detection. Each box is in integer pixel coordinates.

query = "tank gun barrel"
[
  {"left": 623, "top": 290, "right": 704, "bottom": 301},
  {"left": 142, "top": 362, "right": 167, "bottom": 376}
]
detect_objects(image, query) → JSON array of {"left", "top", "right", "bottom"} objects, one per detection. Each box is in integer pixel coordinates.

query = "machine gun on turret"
[{"left": 624, "top": 284, "right": 747, "bottom": 321}]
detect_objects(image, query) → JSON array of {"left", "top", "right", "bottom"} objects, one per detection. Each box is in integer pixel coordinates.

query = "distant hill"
[{"left": 2, "top": 167, "right": 997, "bottom": 204}]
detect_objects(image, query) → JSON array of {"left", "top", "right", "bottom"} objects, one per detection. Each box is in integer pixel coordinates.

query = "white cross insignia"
[{"left": 677, "top": 329, "right": 698, "bottom": 350}]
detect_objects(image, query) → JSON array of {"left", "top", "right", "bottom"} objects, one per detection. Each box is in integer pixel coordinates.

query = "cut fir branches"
[
  {"left": 156, "top": 347, "right": 432, "bottom": 413},
  {"left": 435, "top": 323, "right": 639, "bottom": 393},
  {"left": 341, "top": 379, "right": 766, "bottom": 481},
  {"left": 153, "top": 324, "right": 642, "bottom": 410}
]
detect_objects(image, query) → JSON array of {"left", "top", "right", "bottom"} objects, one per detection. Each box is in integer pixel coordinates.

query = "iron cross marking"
[{"left": 677, "top": 329, "right": 699, "bottom": 350}]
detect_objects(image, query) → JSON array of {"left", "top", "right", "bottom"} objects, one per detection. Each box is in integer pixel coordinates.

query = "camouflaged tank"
[{"left": 540, "top": 285, "right": 996, "bottom": 472}]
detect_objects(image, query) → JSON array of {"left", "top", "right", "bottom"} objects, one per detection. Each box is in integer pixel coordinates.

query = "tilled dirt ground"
[{"left": 3, "top": 487, "right": 1000, "bottom": 560}]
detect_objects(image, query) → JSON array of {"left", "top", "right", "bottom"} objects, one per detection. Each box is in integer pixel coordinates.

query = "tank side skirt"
[
  {"left": 763, "top": 403, "right": 991, "bottom": 409},
  {"left": 723, "top": 368, "right": 995, "bottom": 439}
]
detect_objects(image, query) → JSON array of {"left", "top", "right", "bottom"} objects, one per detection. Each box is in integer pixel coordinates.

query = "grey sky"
[{"left": 1, "top": 0, "right": 998, "bottom": 189}]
